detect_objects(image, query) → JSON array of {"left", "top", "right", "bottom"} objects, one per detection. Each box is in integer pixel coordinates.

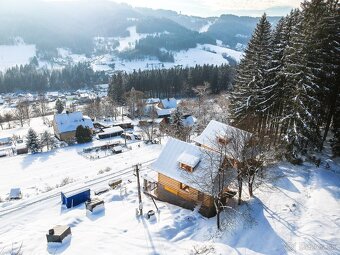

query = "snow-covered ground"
[
  {"left": 0, "top": 125, "right": 339, "bottom": 255},
  {"left": 0, "top": 44, "right": 36, "bottom": 71}
]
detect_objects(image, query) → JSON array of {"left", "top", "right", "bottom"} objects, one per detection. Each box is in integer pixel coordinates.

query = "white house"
[{"left": 52, "top": 111, "right": 94, "bottom": 141}]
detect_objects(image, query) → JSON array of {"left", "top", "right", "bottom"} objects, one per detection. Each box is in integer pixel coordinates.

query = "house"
[
  {"left": 61, "top": 189, "right": 91, "bottom": 209},
  {"left": 194, "top": 120, "right": 252, "bottom": 155},
  {"left": 52, "top": 111, "right": 94, "bottom": 141},
  {"left": 46, "top": 225, "right": 71, "bottom": 243},
  {"left": 150, "top": 138, "right": 223, "bottom": 217},
  {"left": 159, "top": 98, "right": 177, "bottom": 109},
  {"left": 97, "top": 126, "right": 124, "bottom": 139}
]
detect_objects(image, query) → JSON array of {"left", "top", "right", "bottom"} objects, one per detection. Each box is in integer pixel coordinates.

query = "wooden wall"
[{"left": 158, "top": 173, "right": 213, "bottom": 208}]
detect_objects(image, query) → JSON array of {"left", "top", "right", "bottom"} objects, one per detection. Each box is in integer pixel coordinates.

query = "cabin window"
[
  {"left": 180, "top": 183, "right": 190, "bottom": 192},
  {"left": 218, "top": 137, "right": 229, "bottom": 145},
  {"left": 180, "top": 163, "right": 193, "bottom": 172}
]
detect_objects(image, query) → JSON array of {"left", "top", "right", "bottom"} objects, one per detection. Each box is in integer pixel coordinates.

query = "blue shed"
[{"left": 61, "top": 189, "right": 91, "bottom": 208}]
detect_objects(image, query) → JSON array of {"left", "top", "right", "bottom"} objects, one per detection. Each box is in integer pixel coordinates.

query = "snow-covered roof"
[
  {"left": 151, "top": 138, "right": 220, "bottom": 195},
  {"left": 9, "top": 188, "right": 21, "bottom": 199},
  {"left": 145, "top": 98, "right": 160, "bottom": 104},
  {"left": 100, "top": 126, "right": 124, "bottom": 135},
  {"left": 182, "top": 115, "right": 197, "bottom": 127},
  {"left": 54, "top": 111, "right": 94, "bottom": 133},
  {"left": 161, "top": 98, "right": 177, "bottom": 109},
  {"left": 193, "top": 120, "right": 252, "bottom": 156},
  {"left": 113, "top": 146, "right": 123, "bottom": 152},
  {"left": 155, "top": 106, "right": 175, "bottom": 117},
  {"left": 177, "top": 152, "right": 200, "bottom": 168},
  {"left": 0, "top": 137, "right": 11, "bottom": 144}
]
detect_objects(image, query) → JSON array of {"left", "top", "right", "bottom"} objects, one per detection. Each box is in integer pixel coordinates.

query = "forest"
[
  {"left": 108, "top": 64, "right": 235, "bottom": 102},
  {"left": 0, "top": 60, "right": 108, "bottom": 92},
  {"left": 229, "top": 0, "right": 339, "bottom": 159}
]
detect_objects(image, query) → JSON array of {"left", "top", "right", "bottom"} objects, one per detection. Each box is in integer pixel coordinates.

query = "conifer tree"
[
  {"left": 55, "top": 99, "right": 64, "bottom": 114},
  {"left": 230, "top": 13, "right": 272, "bottom": 134},
  {"left": 26, "top": 128, "right": 40, "bottom": 153}
]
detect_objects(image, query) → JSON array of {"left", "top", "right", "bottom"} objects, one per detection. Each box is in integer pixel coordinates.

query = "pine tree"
[
  {"left": 282, "top": 9, "right": 321, "bottom": 157},
  {"left": 108, "top": 72, "right": 125, "bottom": 104},
  {"left": 230, "top": 13, "right": 272, "bottom": 134},
  {"left": 26, "top": 128, "right": 40, "bottom": 153},
  {"left": 55, "top": 99, "right": 64, "bottom": 114}
]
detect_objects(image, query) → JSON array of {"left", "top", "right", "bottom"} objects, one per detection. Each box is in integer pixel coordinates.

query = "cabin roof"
[
  {"left": 151, "top": 138, "right": 222, "bottom": 195},
  {"left": 9, "top": 188, "right": 21, "bottom": 198},
  {"left": 54, "top": 111, "right": 93, "bottom": 133},
  {"left": 193, "top": 120, "right": 252, "bottom": 157}
]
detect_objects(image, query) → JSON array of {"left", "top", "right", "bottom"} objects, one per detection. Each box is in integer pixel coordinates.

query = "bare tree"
[
  {"left": 15, "top": 100, "right": 27, "bottom": 127},
  {"left": 0, "top": 113, "right": 4, "bottom": 130},
  {"left": 124, "top": 87, "right": 144, "bottom": 119},
  {"left": 40, "top": 130, "right": 56, "bottom": 151},
  {"left": 102, "top": 98, "right": 118, "bottom": 120},
  {"left": 192, "top": 82, "right": 210, "bottom": 130},
  {"left": 4, "top": 112, "right": 13, "bottom": 129},
  {"left": 139, "top": 107, "right": 157, "bottom": 142},
  {"left": 37, "top": 94, "right": 48, "bottom": 120}
]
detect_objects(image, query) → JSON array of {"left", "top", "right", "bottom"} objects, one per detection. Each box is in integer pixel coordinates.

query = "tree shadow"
[{"left": 226, "top": 197, "right": 289, "bottom": 255}]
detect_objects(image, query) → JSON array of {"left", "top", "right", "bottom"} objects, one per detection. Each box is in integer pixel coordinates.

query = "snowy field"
[
  {"left": 0, "top": 125, "right": 339, "bottom": 255},
  {"left": 0, "top": 44, "right": 36, "bottom": 71}
]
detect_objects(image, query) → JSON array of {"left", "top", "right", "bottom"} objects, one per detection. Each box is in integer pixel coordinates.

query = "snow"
[
  {"left": 193, "top": 120, "right": 251, "bottom": 153},
  {"left": 54, "top": 112, "right": 94, "bottom": 133},
  {"left": 115, "top": 26, "right": 149, "bottom": 52},
  {"left": 0, "top": 133, "right": 339, "bottom": 254},
  {"left": 177, "top": 152, "right": 201, "bottom": 168},
  {"left": 99, "top": 126, "right": 124, "bottom": 136},
  {"left": 0, "top": 44, "right": 36, "bottom": 71},
  {"left": 161, "top": 98, "right": 177, "bottom": 109}
]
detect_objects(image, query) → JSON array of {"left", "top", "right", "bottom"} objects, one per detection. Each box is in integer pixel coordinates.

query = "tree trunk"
[{"left": 237, "top": 174, "right": 242, "bottom": 205}]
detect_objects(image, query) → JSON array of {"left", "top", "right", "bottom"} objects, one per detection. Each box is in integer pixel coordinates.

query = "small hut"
[
  {"left": 85, "top": 198, "right": 104, "bottom": 212},
  {"left": 46, "top": 225, "right": 71, "bottom": 243},
  {"left": 9, "top": 188, "right": 22, "bottom": 200},
  {"left": 61, "top": 189, "right": 91, "bottom": 208}
]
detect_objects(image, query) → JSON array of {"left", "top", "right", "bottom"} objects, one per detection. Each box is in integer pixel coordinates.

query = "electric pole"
[{"left": 135, "top": 164, "right": 143, "bottom": 216}]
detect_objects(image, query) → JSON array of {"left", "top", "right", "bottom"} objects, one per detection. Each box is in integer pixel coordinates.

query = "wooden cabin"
[{"left": 150, "top": 138, "right": 220, "bottom": 217}]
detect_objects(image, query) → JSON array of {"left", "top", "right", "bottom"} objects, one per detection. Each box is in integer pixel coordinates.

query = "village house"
[
  {"left": 147, "top": 120, "right": 251, "bottom": 217},
  {"left": 52, "top": 111, "right": 94, "bottom": 141},
  {"left": 149, "top": 137, "right": 223, "bottom": 217}
]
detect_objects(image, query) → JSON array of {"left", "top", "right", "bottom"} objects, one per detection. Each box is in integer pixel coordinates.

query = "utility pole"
[{"left": 135, "top": 164, "right": 143, "bottom": 216}]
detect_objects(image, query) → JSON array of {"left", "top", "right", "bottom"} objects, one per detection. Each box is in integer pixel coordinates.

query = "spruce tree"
[
  {"left": 26, "top": 128, "right": 40, "bottom": 153},
  {"left": 230, "top": 13, "right": 272, "bottom": 134},
  {"left": 55, "top": 99, "right": 64, "bottom": 114},
  {"left": 75, "top": 125, "right": 92, "bottom": 144}
]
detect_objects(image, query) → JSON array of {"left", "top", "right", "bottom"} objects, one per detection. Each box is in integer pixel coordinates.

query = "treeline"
[
  {"left": 0, "top": 60, "right": 108, "bottom": 93},
  {"left": 230, "top": 0, "right": 339, "bottom": 158},
  {"left": 108, "top": 64, "right": 235, "bottom": 102}
]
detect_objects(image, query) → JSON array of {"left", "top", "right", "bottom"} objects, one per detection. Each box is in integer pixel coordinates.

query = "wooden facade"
[{"left": 157, "top": 173, "right": 215, "bottom": 217}]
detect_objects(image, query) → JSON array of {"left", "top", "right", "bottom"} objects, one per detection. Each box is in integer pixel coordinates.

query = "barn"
[
  {"left": 98, "top": 126, "right": 124, "bottom": 139},
  {"left": 61, "top": 189, "right": 91, "bottom": 208}
]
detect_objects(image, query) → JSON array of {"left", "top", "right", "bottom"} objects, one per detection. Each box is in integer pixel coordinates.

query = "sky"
[
  {"left": 107, "top": 0, "right": 301, "bottom": 17},
  {"left": 44, "top": 0, "right": 302, "bottom": 17}
]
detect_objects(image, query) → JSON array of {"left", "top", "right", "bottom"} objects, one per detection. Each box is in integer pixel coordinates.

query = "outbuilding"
[
  {"left": 46, "top": 225, "right": 71, "bottom": 243},
  {"left": 61, "top": 189, "right": 91, "bottom": 208},
  {"left": 98, "top": 126, "right": 124, "bottom": 139},
  {"left": 9, "top": 188, "right": 22, "bottom": 200},
  {"left": 85, "top": 198, "right": 104, "bottom": 212}
]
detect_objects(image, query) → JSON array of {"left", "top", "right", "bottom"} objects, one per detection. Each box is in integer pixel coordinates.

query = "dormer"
[
  {"left": 217, "top": 136, "right": 230, "bottom": 145},
  {"left": 177, "top": 152, "right": 200, "bottom": 173}
]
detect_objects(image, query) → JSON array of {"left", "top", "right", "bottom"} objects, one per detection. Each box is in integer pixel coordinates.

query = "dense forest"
[
  {"left": 230, "top": 0, "right": 339, "bottom": 158},
  {"left": 108, "top": 64, "right": 235, "bottom": 102},
  {"left": 0, "top": 60, "right": 108, "bottom": 92}
]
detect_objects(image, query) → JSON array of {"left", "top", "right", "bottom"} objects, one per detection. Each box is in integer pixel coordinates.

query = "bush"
[{"left": 75, "top": 125, "right": 92, "bottom": 144}]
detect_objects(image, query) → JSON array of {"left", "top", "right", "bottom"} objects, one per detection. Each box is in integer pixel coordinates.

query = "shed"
[
  {"left": 16, "top": 143, "right": 28, "bottom": 155},
  {"left": 61, "top": 189, "right": 91, "bottom": 208},
  {"left": 9, "top": 188, "right": 22, "bottom": 199},
  {"left": 98, "top": 126, "right": 124, "bottom": 139},
  {"left": 108, "top": 179, "right": 122, "bottom": 189},
  {"left": 113, "top": 146, "right": 123, "bottom": 154},
  {"left": 94, "top": 187, "right": 109, "bottom": 196},
  {"left": 46, "top": 225, "right": 71, "bottom": 243},
  {"left": 85, "top": 198, "right": 104, "bottom": 212}
]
